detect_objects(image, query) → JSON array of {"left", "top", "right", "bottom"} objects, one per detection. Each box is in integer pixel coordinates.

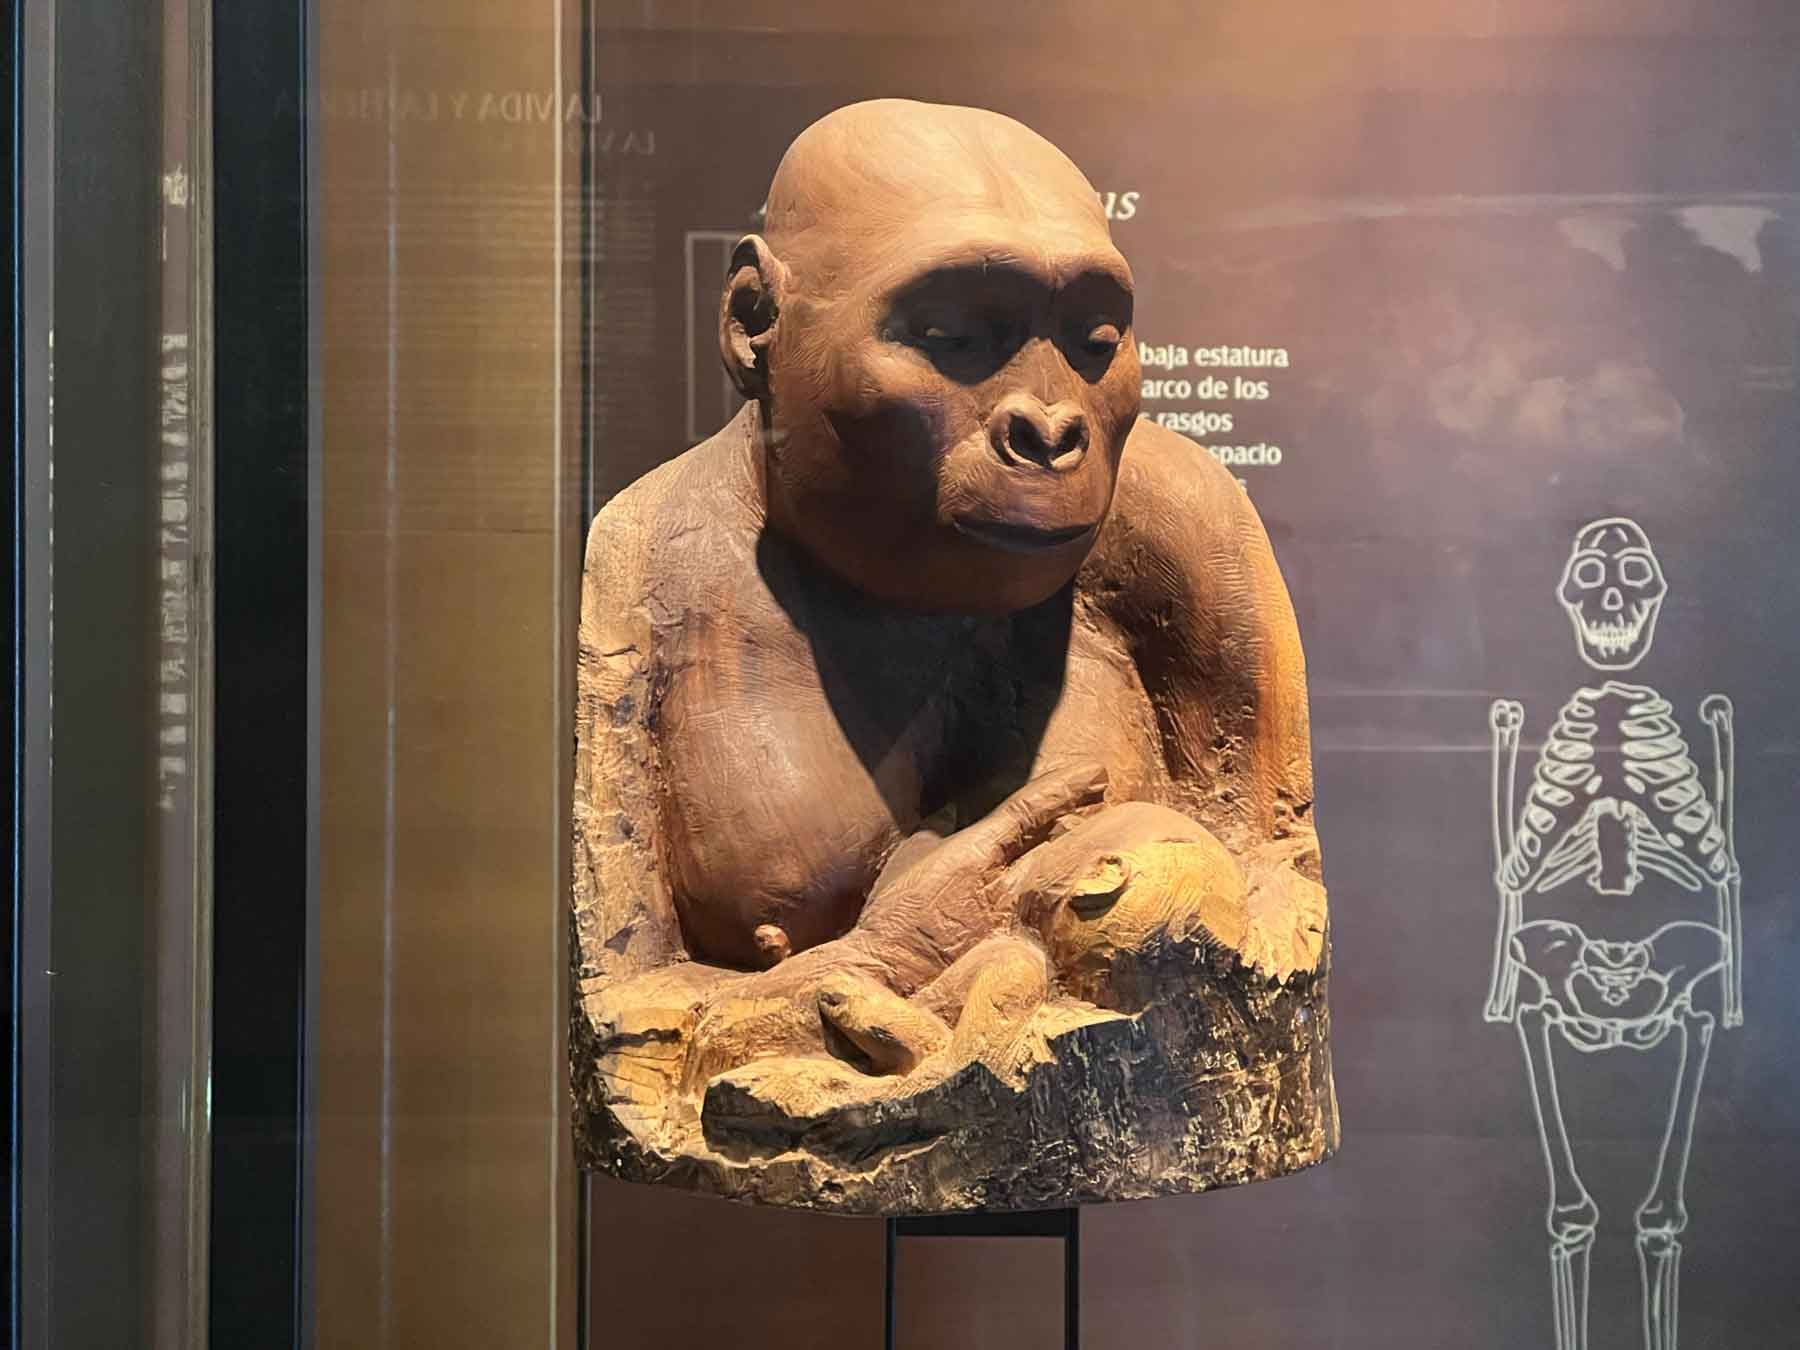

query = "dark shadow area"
[{"left": 753, "top": 526, "right": 1074, "bottom": 825}]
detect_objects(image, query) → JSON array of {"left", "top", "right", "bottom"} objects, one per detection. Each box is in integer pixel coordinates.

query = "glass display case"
[{"left": 12, "top": 2, "right": 1800, "bottom": 1348}]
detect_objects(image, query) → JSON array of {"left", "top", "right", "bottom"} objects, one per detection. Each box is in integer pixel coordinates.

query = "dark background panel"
[
  {"left": 210, "top": 0, "right": 312, "bottom": 1342},
  {"left": 5, "top": 0, "right": 20, "bottom": 1331},
  {"left": 581, "top": 4, "right": 1800, "bottom": 1346}
]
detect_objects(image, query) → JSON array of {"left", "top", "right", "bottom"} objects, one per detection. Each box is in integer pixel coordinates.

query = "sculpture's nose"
[
  {"left": 1602, "top": 586, "right": 1624, "bottom": 612},
  {"left": 989, "top": 395, "right": 1088, "bottom": 472}
]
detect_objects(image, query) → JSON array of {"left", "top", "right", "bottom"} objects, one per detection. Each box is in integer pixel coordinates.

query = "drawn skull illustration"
[{"left": 1558, "top": 518, "right": 1667, "bottom": 670}]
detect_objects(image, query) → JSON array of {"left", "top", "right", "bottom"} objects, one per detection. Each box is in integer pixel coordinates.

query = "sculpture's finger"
[
  {"left": 870, "top": 804, "right": 958, "bottom": 895},
  {"left": 969, "top": 760, "right": 1108, "bottom": 866},
  {"left": 858, "top": 765, "right": 1106, "bottom": 968}
]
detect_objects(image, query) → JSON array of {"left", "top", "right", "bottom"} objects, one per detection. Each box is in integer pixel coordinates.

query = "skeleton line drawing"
[{"left": 1484, "top": 518, "right": 1742, "bottom": 1350}]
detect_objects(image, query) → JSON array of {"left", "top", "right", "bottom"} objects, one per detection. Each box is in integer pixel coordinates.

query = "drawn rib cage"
[{"left": 1502, "top": 680, "right": 1732, "bottom": 898}]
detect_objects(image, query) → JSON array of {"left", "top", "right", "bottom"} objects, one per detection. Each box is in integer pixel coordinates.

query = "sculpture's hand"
[
  {"left": 693, "top": 795, "right": 1323, "bottom": 1168},
  {"left": 816, "top": 969, "right": 952, "bottom": 1073},
  {"left": 856, "top": 760, "right": 1108, "bottom": 991},
  {"left": 681, "top": 762, "right": 1104, "bottom": 1102},
  {"left": 679, "top": 943, "right": 881, "bottom": 1090}
]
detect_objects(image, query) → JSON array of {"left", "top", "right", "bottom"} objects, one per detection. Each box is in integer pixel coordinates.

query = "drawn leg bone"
[
  {"left": 1518, "top": 1003, "right": 1598, "bottom": 1350},
  {"left": 1486, "top": 699, "right": 1526, "bottom": 1022},
  {"left": 1635, "top": 1006, "right": 1715, "bottom": 1350}
]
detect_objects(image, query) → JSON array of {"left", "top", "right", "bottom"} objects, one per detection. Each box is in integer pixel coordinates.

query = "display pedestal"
[{"left": 883, "top": 1207, "right": 1080, "bottom": 1350}]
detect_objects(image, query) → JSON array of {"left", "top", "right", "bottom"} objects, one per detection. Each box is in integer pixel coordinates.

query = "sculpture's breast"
[{"left": 656, "top": 631, "right": 920, "bottom": 969}]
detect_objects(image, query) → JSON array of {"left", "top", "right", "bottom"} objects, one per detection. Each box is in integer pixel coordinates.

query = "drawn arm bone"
[
  {"left": 1485, "top": 699, "right": 1526, "bottom": 1023},
  {"left": 1700, "top": 694, "right": 1742, "bottom": 1028}
]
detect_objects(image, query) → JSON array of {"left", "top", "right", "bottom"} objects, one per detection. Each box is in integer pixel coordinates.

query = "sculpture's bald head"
[
  {"left": 721, "top": 101, "right": 1140, "bottom": 615},
  {"left": 760, "top": 100, "right": 1114, "bottom": 297}
]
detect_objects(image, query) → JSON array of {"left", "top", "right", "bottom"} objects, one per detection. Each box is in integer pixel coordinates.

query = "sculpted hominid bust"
[{"left": 570, "top": 99, "right": 1336, "bottom": 1213}]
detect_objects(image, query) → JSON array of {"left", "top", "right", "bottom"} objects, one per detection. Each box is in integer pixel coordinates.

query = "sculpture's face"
[
  {"left": 760, "top": 163, "right": 1140, "bottom": 614},
  {"left": 1558, "top": 517, "right": 1666, "bottom": 670}
]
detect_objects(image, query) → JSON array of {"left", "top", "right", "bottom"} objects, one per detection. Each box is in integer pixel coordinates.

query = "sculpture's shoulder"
[
  {"left": 1115, "top": 413, "right": 1253, "bottom": 519},
  {"left": 580, "top": 426, "right": 759, "bottom": 632},
  {"left": 575, "top": 442, "right": 745, "bottom": 992},
  {"left": 1086, "top": 420, "right": 1314, "bottom": 848},
  {"left": 1086, "top": 416, "right": 1288, "bottom": 622}
]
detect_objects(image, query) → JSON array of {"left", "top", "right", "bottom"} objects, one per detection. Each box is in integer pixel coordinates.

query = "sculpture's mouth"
[{"left": 952, "top": 516, "right": 1096, "bottom": 555}]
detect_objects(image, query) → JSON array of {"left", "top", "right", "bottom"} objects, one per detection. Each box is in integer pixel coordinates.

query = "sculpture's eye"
[
  {"left": 1619, "top": 554, "right": 1655, "bottom": 587},
  {"left": 904, "top": 309, "right": 977, "bottom": 354},
  {"left": 917, "top": 327, "right": 971, "bottom": 355},
  {"left": 1572, "top": 557, "right": 1605, "bottom": 588},
  {"left": 907, "top": 308, "right": 1029, "bottom": 371},
  {"left": 896, "top": 304, "right": 972, "bottom": 351},
  {"left": 890, "top": 301, "right": 1023, "bottom": 382},
  {"left": 1083, "top": 323, "right": 1122, "bottom": 355}
]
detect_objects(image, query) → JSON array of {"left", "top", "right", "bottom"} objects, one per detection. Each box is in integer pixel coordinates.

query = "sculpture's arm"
[
  {"left": 675, "top": 763, "right": 1107, "bottom": 1087},
  {"left": 571, "top": 497, "right": 684, "bottom": 999},
  {"left": 851, "top": 761, "right": 1108, "bottom": 993},
  {"left": 1087, "top": 418, "right": 1319, "bottom": 861}
]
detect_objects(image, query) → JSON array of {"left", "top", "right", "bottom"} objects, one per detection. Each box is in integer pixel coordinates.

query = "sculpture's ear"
[{"left": 719, "top": 234, "right": 787, "bottom": 402}]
